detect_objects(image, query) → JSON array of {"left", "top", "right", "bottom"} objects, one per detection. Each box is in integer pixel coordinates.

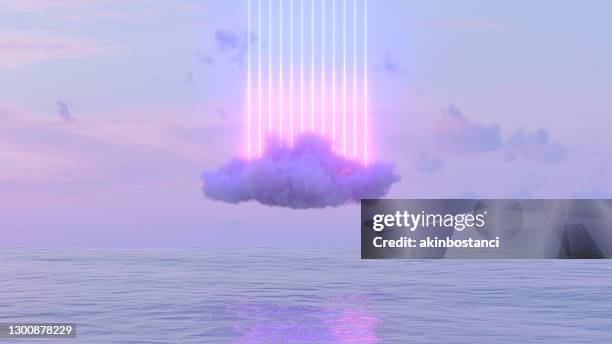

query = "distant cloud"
[
  {"left": 213, "top": 29, "right": 254, "bottom": 65},
  {"left": 413, "top": 152, "right": 443, "bottom": 174},
  {"left": 381, "top": 53, "right": 404, "bottom": 75},
  {"left": 215, "top": 30, "right": 240, "bottom": 51},
  {"left": 195, "top": 51, "right": 215, "bottom": 65},
  {"left": 432, "top": 105, "right": 566, "bottom": 165},
  {"left": 503, "top": 128, "right": 566, "bottom": 165},
  {"left": 433, "top": 105, "right": 503, "bottom": 154},
  {"left": 56, "top": 101, "right": 75, "bottom": 123}
]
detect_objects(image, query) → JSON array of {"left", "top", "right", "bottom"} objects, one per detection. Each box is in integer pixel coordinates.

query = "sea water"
[{"left": 1, "top": 248, "right": 611, "bottom": 343}]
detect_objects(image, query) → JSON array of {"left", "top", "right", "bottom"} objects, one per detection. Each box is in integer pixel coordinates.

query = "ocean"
[{"left": 1, "top": 248, "right": 611, "bottom": 343}]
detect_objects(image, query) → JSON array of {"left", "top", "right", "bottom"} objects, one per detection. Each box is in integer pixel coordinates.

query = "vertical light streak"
[
  {"left": 352, "top": 0, "right": 357, "bottom": 158},
  {"left": 300, "top": 0, "right": 304, "bottom": 132},
  {"left": 310, "top": 0, "right": 315, "bottom": 132},
  {"left": 363, "top": 0, "right": 367, "bottom": 165},
  {"left": 342, "top": 0, "right": 347, "bottom": 156},
  {"left": 290, "top": 0, "right": 294, "bottom": 146},
  {"left": 278, "top": 0, "right": 283, "bottom": 142},
  {"left": 247, "top": 0, "right": 252, "bottom": 159},
  {"left": 268, "top": 0, "right": 272, "bottom": 135},
  {"left": 321, "top": 0, "right": 325, "bottom": 135},
  {"left": 257, "top": 0, "right": 262, "bottom": 157},
  {"left": 247, "top": 0, "right": 367, "bottom": 159},
  {"left": 332, "top": 0, "right": 336, "bottom": 145}
]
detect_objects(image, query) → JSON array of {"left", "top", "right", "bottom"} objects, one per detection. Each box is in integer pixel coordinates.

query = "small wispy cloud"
[
  {"left": 56, "top": 101, "right": 75, "bottom": 123},
  {"left": 213, "top": 29, "right": 255, "bottom": 65},
  {"left": 380, "top": 53, "right": 404, "bottom": 75},
  {"left": 432, "top": 105, "right": 567, "bottom": 166},
  {"left": 215, "top": 30, "right": 240, "bottom": 51}
]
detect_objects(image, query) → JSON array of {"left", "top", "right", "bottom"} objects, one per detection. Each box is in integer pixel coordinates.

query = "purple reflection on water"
[
  {"left": 229, "top": 297, "right": 381, "bottom": 343},
  {"left": 325, "top": 307, "right": 380, "bottom": 343}
]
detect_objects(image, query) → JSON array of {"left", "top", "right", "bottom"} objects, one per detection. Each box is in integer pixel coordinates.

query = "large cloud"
[{"left": 202, "top": 135, "right": 400, "bottom": 209}]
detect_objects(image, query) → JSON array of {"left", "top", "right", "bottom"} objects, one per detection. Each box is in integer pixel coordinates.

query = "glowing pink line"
[
  {"left": 311, "top": 0, "right": 315, "bottom": 132},
  {"left": 290, "top": 0, "right": 294, "bottom": 146},
  {"left": 321, "top": 0, "right": 325, "bottom": 135},
  {"left": 268, "top": 0, "right": 272, "bottom": 135},
  {"left": 332, "top": 0, "right": 336, "bottom": 146},
  {"left": 300, "top": 0, "right": 304, "bottom": 132},
  {"left": 257, "top": 0, "right": 262, "bottom": 157},
  {"left": 278, "top": 0, "right": 283, "bottom": 142},
  {"left": 342, "top": 0, "right": 346, "bottom": 156},
  {"left": 247, "top": 0, "right": 252, "bottom": 159},
  {"left": 364, "top": 0, "right": 368, "bottom": 165},
  {"left": 353, "top": 0, "right": 357, "bottom": 158}
]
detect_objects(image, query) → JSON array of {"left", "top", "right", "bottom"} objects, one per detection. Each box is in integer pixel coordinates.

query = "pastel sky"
[{"left": 1, "top": 0, "right": 611, "bottom": 247}]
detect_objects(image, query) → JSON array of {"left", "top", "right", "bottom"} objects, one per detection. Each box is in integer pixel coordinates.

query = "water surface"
[{"left": 2, "top": 248, "right": 611, "bottom": 343}]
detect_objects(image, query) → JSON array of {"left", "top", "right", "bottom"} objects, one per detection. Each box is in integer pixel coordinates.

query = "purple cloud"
[
  {"left": 431, "top": 105, "right": 566, "bottom": 165},
  {"left": 503, "top": 128, "right": 566, "bottom": 165},
  {"left": 213, "top": 29, "right": 254, "bottom": 65},
  {"left": 215, "top": 29, "right": 240, "bottom": 51},
  {"left": 202, "top": 135, "right": 400, "bottom": 209},
  {"left": 56, "top": 101, "right": 74, "bottom": 122},
  {"left": 381, "top": 53, "right": 404, "bottom": 75},
  {"left": 433, "top": 105, "right": 503, "bottom": 154}
]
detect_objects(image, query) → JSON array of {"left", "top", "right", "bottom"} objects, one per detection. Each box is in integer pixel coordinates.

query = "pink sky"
[{"left": 1, "top": 0, "right": 611, "bottom": 246}]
